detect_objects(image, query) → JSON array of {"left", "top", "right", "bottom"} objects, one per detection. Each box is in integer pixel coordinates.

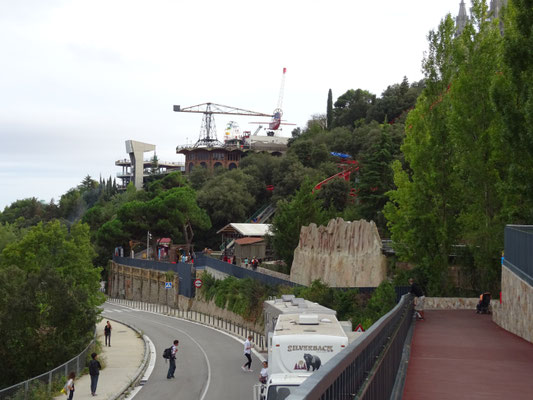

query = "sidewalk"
[
  {"left": 54, "top": 319, "right": 145, "bottom": 400},
  {"left": 403, "top": 310, "right": 533, "bottom": 400}
]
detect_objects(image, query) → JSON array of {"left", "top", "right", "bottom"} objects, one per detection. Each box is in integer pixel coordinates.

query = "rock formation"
[{"left": 290, "top": 218, "right": 386, "bottom": 287}]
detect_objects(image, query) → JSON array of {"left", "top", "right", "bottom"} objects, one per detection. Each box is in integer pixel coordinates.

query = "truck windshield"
[{"left": 267, "top": 385, "right": 297, "bottom": 400}]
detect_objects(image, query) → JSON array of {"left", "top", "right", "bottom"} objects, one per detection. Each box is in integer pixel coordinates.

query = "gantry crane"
[{"left": 173, "top": 103, "right": 272, "bottom": 148}]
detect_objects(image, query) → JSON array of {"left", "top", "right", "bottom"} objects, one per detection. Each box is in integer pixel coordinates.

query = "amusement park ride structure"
[
  {"left": 250, "top": 67, "right": 295, "bottom": 135},
  {"left": 173, "top": 68, "right": 294, "bottom": 148},
  {"left": 313, "top": 152, "right": 359, "bottom": 199},
  {"left": 173, "top": 102, "right": 272, "bottom": 148}
]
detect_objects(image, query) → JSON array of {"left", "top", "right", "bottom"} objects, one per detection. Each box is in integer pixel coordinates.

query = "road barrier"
[
  {"left": 107, "top": 297, "right": 266, "bottom": 352},
  {"left": 286, "top": 294, "right": 414, "bottom": 400}
]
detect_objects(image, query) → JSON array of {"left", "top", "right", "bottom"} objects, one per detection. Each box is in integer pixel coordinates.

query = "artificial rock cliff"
[{"left": 290, "top": 218, "right": 386, "bottom": 287}]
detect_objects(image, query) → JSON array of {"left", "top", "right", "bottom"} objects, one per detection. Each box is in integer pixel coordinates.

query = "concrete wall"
[
  {"left": 492, "top": 266, "right": 533, "bottom": 344},
  {"left": 424, "top": 297, "right": 480, "bottom": 310},
  {"left": 109, "top": 262, "right": 180, "bottom": 308}
]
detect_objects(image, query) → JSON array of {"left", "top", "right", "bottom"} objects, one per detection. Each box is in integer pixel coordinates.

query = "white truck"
[{"left": 254, "top": 313, "right": 352, "bottom": 400}]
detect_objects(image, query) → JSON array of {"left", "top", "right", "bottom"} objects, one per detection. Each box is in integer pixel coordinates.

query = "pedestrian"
[
  {"left": 167, "top": 339, "right": 179, "bottom": 379},
  {"left": 104, "top": 321, "right": 112, "bottom": 347},
  {"left": 89, "top": 352, "right": 101, "bottom": 396},
  {"left": 64, "top": 372, "right": 75, "bottom": 400},
  {"left": 232, "top": 256, "right": 237, "bottom": 265},
  {"left": 244, "top": 257, "right": 249, "bottom": 269},
  {"left": 259, "top": 361, "right": 268, "bottom": 384},
  {"left": 408, "top": 278, "right": 425, "bottom": 320},
  {"left": 241, "top": 335, "right": 253, "bottom": 372}
]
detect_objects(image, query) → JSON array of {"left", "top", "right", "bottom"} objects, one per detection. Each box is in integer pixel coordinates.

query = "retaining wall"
[{"left": 492, "top": 265, "right": 533, "bottom": 343}]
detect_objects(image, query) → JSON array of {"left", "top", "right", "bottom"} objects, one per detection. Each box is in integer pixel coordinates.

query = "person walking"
[
  {"left": 241, "top": 335, "right": 253, "bottom": 372},
  {"left": 104, "top": 321, "right": 112, "bottom": 347},
  {"left": 89, "top": 352, "right": 102, "bottom": 396},
  {"left": 64, "top": 372, "right": 75, "bottom": 400},
  {"left": 409, "top": 278, "right": 426, "bottom": 320},
  {"left": 167, "top": 339, "right": 179, "bottom": 379}
]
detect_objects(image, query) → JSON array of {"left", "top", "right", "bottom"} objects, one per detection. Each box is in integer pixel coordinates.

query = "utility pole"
[{"left": 147, "top": 231, "right": 152, "bottom": 259}]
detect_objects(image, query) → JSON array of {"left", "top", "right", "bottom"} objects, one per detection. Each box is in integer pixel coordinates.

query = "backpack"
[{"left": 163, "top": 347, "right": 172, "bottom": 359}]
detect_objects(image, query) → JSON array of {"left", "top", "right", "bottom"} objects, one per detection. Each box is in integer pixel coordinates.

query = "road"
[{"left": 102, "top": 302, "right": 262, "bottom": 400}]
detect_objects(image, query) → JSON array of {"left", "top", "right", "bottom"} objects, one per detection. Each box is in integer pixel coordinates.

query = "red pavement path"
[{"left": 403, "top": 310, "right": 533, "bottom": 400}]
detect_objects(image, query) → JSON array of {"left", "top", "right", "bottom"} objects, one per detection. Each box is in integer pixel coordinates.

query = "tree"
[
  {"left": 0, "top": 198, "right": 47, "bottom": 227},
  {"left": 492, "top": 0, "right": 533, "bottom": 222},
  {"left": 357, "top": 123, "right": 395, "bottom": 230},
  {"left": 445, "top": 0, "right": 506, "bottom": 291},
  {"left": 0, "top": 221, "right": 104, "bottom": 387},
  {"left": 270, "top": 179, "right": 328, "bottom": 268},
  {"left": 197, "top": 169, "right": 256, "bottom": 228},
  {"left": 332, "top": 89, "right": 376, "bottom": 128},
  {"left": 384, "top": 14, "right": 460, "bottom": 295},
  {"left": 327, "top": 89, "right": 333, "bottom": 130}
]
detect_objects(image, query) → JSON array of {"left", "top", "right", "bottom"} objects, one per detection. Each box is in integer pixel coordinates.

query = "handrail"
[{"left": 287, "top": 293, "right": 413, "bottom": 400}]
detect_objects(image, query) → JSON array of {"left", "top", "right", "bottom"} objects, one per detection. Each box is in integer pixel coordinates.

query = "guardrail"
[
  {"left": 504, "top": 225, "right": 533, "bottom": 286},
  {"left": 0, "top": 334, "right": 96, "bottom": 399},
  {"left": 286, "top": 294, "right": 414, "bottom": 400},
  {"left": 107, "top": 298, "right": 266, "bottom": 352}
]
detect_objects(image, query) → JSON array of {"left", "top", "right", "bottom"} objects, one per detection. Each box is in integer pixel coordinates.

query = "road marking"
[{"left": 104, "top": 304, "right": 212, "bottom": 400}]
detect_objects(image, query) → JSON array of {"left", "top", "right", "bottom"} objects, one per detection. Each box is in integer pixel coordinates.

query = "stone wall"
[
  {"left": 492, "top": 266, "right": 533, "bottom": 344},
  {"left": 109, "top": 262, "right": 180, "bottom": 308},
  {"left": 290, "top": 218, "right": 386, "bottom": 287},
  {"left": 425, "top": 297, "right": 480, "bottom": 310},
  {"left": 178, "top": 295, "right": 263, "bottom": 332}
]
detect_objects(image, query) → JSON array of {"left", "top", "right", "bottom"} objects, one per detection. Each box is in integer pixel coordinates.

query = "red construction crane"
[{"left": 251, "top": 68, "right": 295, "bottom": 135}]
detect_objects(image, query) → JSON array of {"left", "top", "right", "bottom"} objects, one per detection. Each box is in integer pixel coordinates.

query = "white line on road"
[{"left": 105, "top": 304, "right": 212, "bottom": 400}]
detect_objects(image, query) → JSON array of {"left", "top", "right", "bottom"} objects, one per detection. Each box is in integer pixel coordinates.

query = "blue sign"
[{"left": 165, "top": 282, "right": 172, "bottom": 289}]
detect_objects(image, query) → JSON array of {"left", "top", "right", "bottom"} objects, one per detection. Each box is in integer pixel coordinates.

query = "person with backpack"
[
  {"left": 63, "top": 372, "right": 75, "bottom": 399},
  {"left": 166, "top": 339, "right": 179, "bottom": 379},
  {"left": 89, "top": 352, "right": 102, "bottom": 396}
]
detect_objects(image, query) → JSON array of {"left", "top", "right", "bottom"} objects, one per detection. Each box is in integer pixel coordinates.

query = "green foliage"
[
  {"left": 197, "top": 169, "right": 256, "bottom": 229},
  {"left": 327, "top": 89, "right": 333, "bottom": 130},
  {"left": 199, "top": 273, "right": 397, "bottom": 333},
  {"left": 0, "top": 198, "right": 59, "bottom": 228},
  {"left": 270, "top": 179, "right": 328, "bottom": 268},
  {"left": 358, "top": 281, "right": 396, "bottom": 329},
  {"left": 199, "top": 273, "right": 274, "bottom": 323},
  {"left": 0, "top": 221, "right": 104, "bottom": 388}
]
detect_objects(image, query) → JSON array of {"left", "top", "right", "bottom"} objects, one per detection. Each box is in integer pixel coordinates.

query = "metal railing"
[
  {"left": 286, "top": 294, "right": 414, "bottom": 400},
  {"left": 0, "top": 335, "right": 96, "bottom": 399},
  {"left": 107, "top": 298, "right": 266, "bottom": 352},
  {"left": 504, "top": 225, "right": 533, "bottom": 286}
]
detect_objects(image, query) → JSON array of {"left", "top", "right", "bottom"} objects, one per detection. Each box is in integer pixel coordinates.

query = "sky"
[{"left": 0, "top": 0, "right": 465, "bottom": 209}]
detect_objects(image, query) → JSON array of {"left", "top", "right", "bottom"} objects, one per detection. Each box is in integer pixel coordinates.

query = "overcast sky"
[{"left": 0, "top": 0, "right": 464, "bottom": 209}]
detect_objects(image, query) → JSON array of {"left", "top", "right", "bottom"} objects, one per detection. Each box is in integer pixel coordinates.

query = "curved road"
[{"left": 102, "top": 302, "right": 262, "bottom": 400}]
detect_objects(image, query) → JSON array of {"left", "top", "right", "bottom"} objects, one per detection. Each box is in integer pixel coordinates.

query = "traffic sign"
[
  {"left": 354, "top": 324, "right": 365, "bottom": 332},
  {"left": 194, "top": 279, "right": 203, "bottom": 288},
  {"left": 165, "top": 282, "right": 172, "bottom": 289}
]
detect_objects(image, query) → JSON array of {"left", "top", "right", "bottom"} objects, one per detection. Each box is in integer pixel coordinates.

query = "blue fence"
[
  {"left": 504, "top": 225, "right": 533, "bottom": 286},
  {"left": 194, "top": 253, "right": 299, "bottom": 288},
  {"left": 113, "top": 256, "right": 195, "bottom": 298},
  {"left": 113, "top": 254, "right": 411, "bottom": 302}
]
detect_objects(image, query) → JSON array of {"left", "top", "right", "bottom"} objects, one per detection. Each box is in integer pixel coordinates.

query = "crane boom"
[{"left": 174, "top": 103, "right": 272, "bottom": 117}]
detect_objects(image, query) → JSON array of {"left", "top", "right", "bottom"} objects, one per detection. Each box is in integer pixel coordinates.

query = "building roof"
[
  {"left": 217, "top": 223, "right": 272, "bottom": 237},
  {"left": 235, "top": 237, "right": 265, "bottom": 245}
]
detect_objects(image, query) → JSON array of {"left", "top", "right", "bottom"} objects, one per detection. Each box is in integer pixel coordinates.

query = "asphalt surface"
[{"left": 102, "top": 302, "right": 262, "bottom": 400}]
